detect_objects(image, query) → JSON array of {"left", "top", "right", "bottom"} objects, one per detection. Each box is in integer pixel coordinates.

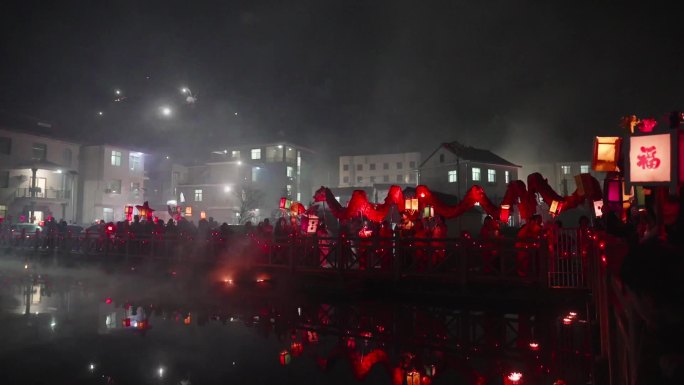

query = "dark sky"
[{"left": 1, "top": 1, "right": 682, "bottom": 166}]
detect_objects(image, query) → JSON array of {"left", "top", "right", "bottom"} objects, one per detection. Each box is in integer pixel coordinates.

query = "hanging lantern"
[
  {"left": 279, "top": 197, "right": 292, "bottom": 210},
  {"left": 279, "top": 350, "right": 291, "bottom": 365},
  {"left": 406, "top": 370, "right": 421, "bottom": 385},
  {"left": 124, "top": 205, "right": 134, "bottom": 222},
  {"left": 549, "top": 200, "right": 562, "bottom": 216},
  {"left": 592, "top": 137, "right": 622, "bottom": 172},
  {"left": 405, "top": 198, "right": 419, "bottom": 211},
  {"left": 290, "top": 341, "right": 303, "bottom": 356},
  {"left": 499, "top": 204, "right": 510, "bottom": 222},
  {"left": 422, "top": 205, "right": 434, "bottom": 218},
  {"left": 504, "top": 372, "right": 523, "bottom": 385}
]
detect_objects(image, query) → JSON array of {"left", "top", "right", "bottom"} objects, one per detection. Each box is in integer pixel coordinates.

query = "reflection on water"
[{"left": 0, "top": 262, "right": 592, "bottom": 384}]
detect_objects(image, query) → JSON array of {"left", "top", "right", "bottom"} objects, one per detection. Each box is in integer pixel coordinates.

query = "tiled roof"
[{"left": 442, "top": 141, "right": 520, "bottom": 167}]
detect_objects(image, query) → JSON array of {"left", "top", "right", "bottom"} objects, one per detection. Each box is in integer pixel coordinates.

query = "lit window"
[
  {"left": 472, "top": 167, "right": 481, "bottom": 181},
  {"left": 343, "top": 176, "right": 349, "bottom": 183},
  {"left": 505, "top": 170, "right": 510, "bottom": 183},
  {"left": 448, "top": 170, "right": 457, "bottom": 183},
  {"left": 251, "top": 148, "right": 261, "bottom": 160},
  {"left": 30, "top": 143, "right": 47, "bottom": 161},
  {"left": 383, "top": 163, "right": 389, "bottom": 170},
  {"left": 357, "top": 164, "right": 363, "bottom": 171},
  {"left": 383, "top": 175, "right": 389, "bottom": 182},
  {"left": 580, "top": 164, "right": 589, "bottom": 174},
  {"left": 409, "top": 161, "right": 416, "bottom": 168},
  {"left": 107, "top": 180, "right": 122, "bottom": 194},
  {"left": 296, "top": 192, "right": 301, "bottom": 201},
  {"left": 487, "top": 169, "right": 496, "bottom": 183},
  {"left": 396, "top": 162, "right": 403, "bottom": 169},
  {"left": 194, "top": 189, "right": 203, "bottom": 202},
  {"left": 561, "top": 165, "right": 571, "bottom": 175},
  {"left": 231, "top": 150, "right": 240, "bottom": 159},
  {"left": 370, "top": 163, "right": 376, "bottom": 170},
  {"left": 251, "top": 167, "right": 259, "bottom": 182},
  {"left": 343, "top": 164, "right": 349, "bottom": 171},
  {"left": 0, "top": 204, "right": 6, "bottom": 218},
  {"left": 129, "top": 154, "right": 142, "bottom": 172},
  {"left": 286, "top": 166, "right": 294, "bottom": 178},
  {"left": 111, "top": 150, "right": 122, "bottom": 166}
]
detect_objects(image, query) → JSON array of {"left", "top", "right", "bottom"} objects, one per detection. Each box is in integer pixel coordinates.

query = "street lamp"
[
  {"left": 223, "top": 185, "right": 232, "bottom": 193},
  {"left": 160, "top": 106, "right": 172, "bottom": 117}
]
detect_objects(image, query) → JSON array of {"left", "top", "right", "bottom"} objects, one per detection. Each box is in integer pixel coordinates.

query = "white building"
[
  {"left": 338, "top": 152, "right": 421, "bottom": 188},
  {"left": 78, "top": 145, "right": 146, "bottom": 224},
  {"left": 0, "top": 127, "right": 80, "bottom": 223}
]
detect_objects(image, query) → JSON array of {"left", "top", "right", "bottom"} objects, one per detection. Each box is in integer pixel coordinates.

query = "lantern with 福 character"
[
  {"left": 592, "top": 137, "right": 622, "bottom": 172},
  {"left": 499, "top": 204, "right": 510, "bottom": 223},
  {"left": 124, "top": 205, "right": 134, "bottom": 222},
  {"left": 504, "top": 372, "right": 523, "bottom": 385},
  {"left": 625, "top": 131, "right": 680, "bottom": 192},
  {"left": 406, "top": 370, "right": 421, "bottom": 385},
  {"left": 135, "top": 201, "right": 155, "bottom": 221}
]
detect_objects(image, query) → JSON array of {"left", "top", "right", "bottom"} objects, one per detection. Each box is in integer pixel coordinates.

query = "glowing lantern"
[
  {"left": 505, "top": 372, "right": 523, "bottom": 385},
  {"left": 627, "top": 133, "right": 674, "bottom": 186},
  {"left": 592, "top": 137, "right": 622, "bottom": 172},
  {"left": 122, "top": 318, "right": 131, "bottom": 327},
  {"left": 124, "top": 205, "right": 133, "bottom": 222},
  {"left": 290, "top": 342, "right": 303, "bottom": 356},
  {"left": 549, "top": 200, "right": 562, "bottom": 216},
  {"left": 105, "top": 298, "right": 112, "bottom": 304},
  {"left": 279, "top": 197, "right": 292, "bottom": 210},
  {"left": 279, "top": 350, "right": 291, "bottom": 365},
  {"left": 200, "top": 211, "right": 206, "bottom": 220},
  {"left": 422, "top": 205, "right": 434, "bottom": 218},
  {"left": 604, "top": 178, "right": 622, "bottom": 204},
  {"left": 405, "top": 198, "right": 419, "bottom": 211},
  {"left": 529, "top": 341, "right": 540, "bottom": 351},
  {"left": 638, "top": 118, "right": 657, "bottom": 133},
  {"left": 407, "top": 370, "right": 421, "bottom": 385},
  {"left": 562, "top": 317, "right": 573, "bottom": 325},
  {"left": 593, "top": 200, "right": 604, "bottom": 218},
  {"left": 499, "top": 204, "right": 510, "bottom": 222},
  {"left": 185, "top": 206, "right": 192, "bottom": 216},
  {"left": 135, "top": 201, "right": 154, "bottom": 220},
  {"left": 183, "top": 314, "right": 191, "bottom": 325},
  {"left": 346, "top": 337, "right": 356, "bottom": 349}
]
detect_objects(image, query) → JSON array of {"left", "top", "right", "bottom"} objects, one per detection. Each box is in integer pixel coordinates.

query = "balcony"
[{"left": 15, "top": 188, "right": 71, "bottom": 200}]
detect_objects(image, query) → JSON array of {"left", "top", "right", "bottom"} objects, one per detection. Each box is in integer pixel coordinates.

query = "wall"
[{"left": 338, "top": 152, "right": 421, "bottom": 187}]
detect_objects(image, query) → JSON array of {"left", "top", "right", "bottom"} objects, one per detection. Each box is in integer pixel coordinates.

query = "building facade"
[
  {"left": 175, "top": 142, "right": 315, "bottom": 224},
  {"left": 0, "top": 127, "right": 80, "bottom": 223},
  {"left": 338, "top": 152, "right": 421, "bottom": 188},
  {"left": 78, "top": 145, "right": 146, "bottom": 224},
  {"left": 521, "top": 161, "right": 599, "bottom": 196},
  {"left": 419, "top": 142, "right": 521, "bottom": 203}
]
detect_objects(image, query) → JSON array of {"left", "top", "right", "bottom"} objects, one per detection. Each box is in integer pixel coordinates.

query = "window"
[
  {"left": 111, "top": 150, "right": 122, "bottom": 166},
  {"left": 194, "top": 189, "right": 203, "bottom": 202},
  {"left": 297, "top": 192, "right": 301, "bottom": 201},
  {"left": 472, "top": 167, "right": 481, "bottom": 181},
  {"left": 357, "top": 164, "right": 363, "bottom": 171},
  {"left": 103, "top": 208, "right": 114, "bottom": 222},
  {"left": 130, "top": 182, "right": 140, "bottom": 198},
  {"left": 251, "top": 148, "right": 261, "bottom": 160},
  {"left": 383, "top": 163, "right": 389, "bottom": 170},
  {"left": 487, "top": 169, "right": 496, "bottom": 183},
  {"left": 561, "top": 165, "right": 571, "bottom": 175},
  {"left": 357, "top": 176, "right": 363, "bottom": 183},
  {"left": 396, "top": 162, "right": 403, "bottom": 169},
  {"left": 383, "top": 175, "right": 389, "bottom": 182},
  {"left": 343, "top": 164, "right": 349, "bottom": 171},
  {"left": 343, "top": 176, "right": 349, "bottom": 183},
  {"left": 396, "top": 175, "right": 402, "bottom": 182},
  {"left": 286, "top": 185, "right": 292, "bottom": 194},
  {"left": 0, "top": 171, "right": 9, "bottom": 188},
  {"left": 409, "top": 161, "right": 416, "bottom": 168},
  {"left": 107, "top": 179, "right": 122, "bottom": 194},
  {"left": 286, "top": 166, "right": 294, "bottom": 178},
  {"left": 231, "top": 150, "right": 240, "bottom": 159},
  {"left": 439, "top": 154, "right": 445, "bottom": 163},
  {"left": 0, "top": 137, "right": 10, "bottom": 155},
  {"left": 130, "top": 153, "right": 142, "bottom": 172},
  {"left": 370, "top": 176, "right": 376, "bottom": 183},
  {"left": 369, "top": 163, "right": 376, "bottom": 170},
  {"left": 505, "top": 170, "right": 510, "bottom": 184},
  {"left": 448, "top": 170, "right": 457, "bottom": 183},
  {"left": 63, "top": 148, "right": 72, "bottom": 167},
  {"left": 32, "top": 143, "right": 47, "bottom": 161},
  {"left": 580, "top": 164, "right": 590, "bottom": 174},
  {"left": 0, "top": 205, "right": 6, "bottom": 219},
  {"left": 251, "top": 167, "right": 259, "bottom": 182}
]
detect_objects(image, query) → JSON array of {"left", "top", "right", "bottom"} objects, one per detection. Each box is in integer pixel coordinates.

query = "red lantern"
[
  {"left": 279, "top": 350, "right": 291, "bottom": 365},
  {"left": 124, "top": 205, "right": 133, "bottom": 222},
  {"left": 290, "top": 342, "right": 303, "bottom": 356},
  {"left": 528, "top": 341, "right": 540, "bottom": 351},
  {"left": 499, "top": 204, "right": 510, "bottom": 223},
  {"left": 407, "top": 370, "right": 421, "bottom": 385},
  {"left": 279, "top": 197, "right": 292, "bottom": 210},
  {"left": 122, "top": 318, "right": 131, "bottom": 327},
  {"left": 135, "top": 201, "right": 155, "bottom": 221},
  {"left": 183, "top": 314, "right": 191, "bottom": 325}
]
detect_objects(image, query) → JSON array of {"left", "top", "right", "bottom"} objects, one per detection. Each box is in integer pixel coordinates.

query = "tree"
[{"left": 235, "top": 187, "right": 263, "bottom": 225}]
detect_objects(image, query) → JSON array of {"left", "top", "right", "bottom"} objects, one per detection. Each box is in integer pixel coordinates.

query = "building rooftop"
[{"left": 423, "top": 141, "right": 521, "bottom": 168}]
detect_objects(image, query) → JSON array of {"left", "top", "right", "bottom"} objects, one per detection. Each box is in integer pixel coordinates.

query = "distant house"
[{"left": 419, "top": 141, "right": 521, "bottom": 203}]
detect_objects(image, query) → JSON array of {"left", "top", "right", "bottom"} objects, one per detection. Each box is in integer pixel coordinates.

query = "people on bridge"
[
  {"left": 516, "top": 214, "right": 543, "bottom": 277},
  {"left": 479, "top": 215, "right": 501, "bottom": 273}
]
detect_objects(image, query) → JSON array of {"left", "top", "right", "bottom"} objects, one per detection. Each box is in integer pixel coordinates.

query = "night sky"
[{"left": 1, "top": 1, "right": 682, "bottom": 166}]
